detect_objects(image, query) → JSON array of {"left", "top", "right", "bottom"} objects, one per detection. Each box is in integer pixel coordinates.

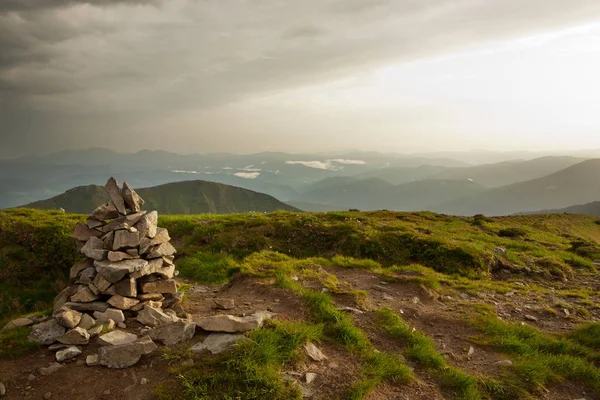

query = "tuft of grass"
[
  {"left": 0, "top": 326, "right": 39, "bottom": 359},
  {"left": 162, "top": 346, "right": 194, "bottom": 365},
  {"left": 570, "top": 323, "right": 600, "bottom": 350},
  {"left": 158, "top": 321, "right": 322, "bottom": 400},
  {"left": 177, "top": 252, "right": 240, "bottom": 284},
  {"left": 375, "top": 308, "right": 485, "bottom": 400}
]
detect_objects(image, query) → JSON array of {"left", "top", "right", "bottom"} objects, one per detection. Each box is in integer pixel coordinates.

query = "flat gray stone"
[
  {"left": 70, "top": 286, "right": 99, "bottom": 303},
  {"left": 80, "top": 236, "right": 108, "bottom": 261},
  {"left": 94, "top": 308, "right": 125, "bottom": 324},
  {"left": 214, "top": 298, "right": 235, "bottom": 310},
  {"left": 39, "top": 362, "right": 64, "bottom": 376},
  {"left": 147, "top": 320, "right": 196, "bottom": 346},
  {"left": 57, "top": 327, "right": 90, "bottom": 345},
  {"left": 93, "top": 274, "right": 112, "bottom": 293},
  {"left": 98, "top": 330, "right": 138, "bottom": 346},
  {"left": 71, "top": 222, "right": 102, "bottom": 242},
  {"left": 87, "top": 217, "right": 104, "bottom": 229},
  {"left": 195, "top": 311, "right": 274, "bottom": 333},
  {"left": 2, "top": 317, "right": 34, "bottom": 331},
  {"left": 139, "top": 228, "right": 171, "bottom": 254},
  {"left": 107, "top": 251, "right": 134, "bottom": 262},
  {"left": 98, "top": 336, "right": 157, "bottom": 369},
  {"left": 77, "top": 267, "right": 96, "bottom": 285},
  {"left": 146, "top": 242, "right": 176, "bottom": 259},
  {"left": 56, "top": 346, "right": 82, "bottom": 362},
  {"left": 107, "top": 295, "right": 140, "bottom": 310},
  {"left": 86, "top": 354, "right": 99, "bottom": 366},
  {"left": 140, "top": 279, "right": 177, "bottom": 294},
  {"left": 87, "top": 325, "right": 103, "bottom": 337},
  {"left": 114, "top": 277, "right": 137, "bottom": 298},
  {"left": 191, "top": 333, "right": 245, "bottom": 355},
  {"left": 77, "top": 314, "right": 96, "bottom": 330},
  {"left": 95, "top": 259, "right": 148, "bottom": 283},
  {"left": 64, "top": 301, "right": 109, "bottom": 313},
  {"left": 112, "top": 230, "right": 140, "bottom": 250},
  {"left": 70, "top": 259, "right": 94, "bottom": 280},
  {"left": 130, "top": 258, "right": 165, "bottom": 279},
  {"left": 136, "top": 306, "right": 177, "bottom": 327},
  {"left": 90, "top": 203, "right": 120, "bottom": 221},
  {"left": 304, "top": 342, "right": 327, "bottom": 362}
]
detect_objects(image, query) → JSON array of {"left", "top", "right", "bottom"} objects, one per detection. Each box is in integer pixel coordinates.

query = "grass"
[
  {"left": 376, "top": 308, "right": 485, "bottom": 400},
  {"left": 0, "top": 326, "right": 39, "bottom": 359},
  {"left": 157, "top": 321, "right": 323, "bottom": 400},
  {"left": 472, "top": 315, "right": 600, "bottom": 396}
]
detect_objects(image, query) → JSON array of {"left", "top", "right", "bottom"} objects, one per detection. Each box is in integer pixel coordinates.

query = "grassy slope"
[
  {"left": 2, "top": 208, "right": 600, "bottom": 320},
  {"left": 21, "top": 180, "right": 299, "bottom": 214}
]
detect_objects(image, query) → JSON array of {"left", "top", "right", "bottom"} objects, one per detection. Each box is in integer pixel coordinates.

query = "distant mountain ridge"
[
  {"left": 524, "top": 201, "right": 600, "bottom": 217},
  {"left": 22, "top": 180, "right": 299, "bottom": 214}
]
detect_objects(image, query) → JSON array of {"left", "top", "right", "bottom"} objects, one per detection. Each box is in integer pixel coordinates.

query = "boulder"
[
  {"left": 2, "top": 317, "right": 34, "bottom": 331},
  {"left": 94, "top": 259, "right": 148, "bottom": 283},
  {"left": 94, "top": 309, "right": 125, "bottom": 324},
  {"left": 107, "top": 295, "right": 139, "bottom": 310},
  {"left": 70, "top": 259, "right": 94, "bottom": 280},
  {"left": 147, "top": 320, "right": 196, "bottom": 346},
  {"left": 56, "top": 346, "right": 82, "bottom": 362},
  {"left": 97, "top": 330, "right": 138, "bottom": 346},
  {"left": 90, "top": 203, "right": 120, "bottom": 221},
  {"left": 140, "top": 279, "right": 177, "bottom": 294},
  {"left": 195, "top": 311, "right": 274, "bottom": 333},
  {"left": 191, "top": 333, "right": 245, "bottom": 355},
  {"left": 146, "top": 242, "right": 176, "bottom": 259},
  {"left": 214, "top": 298, "right": 235, "bottom": 310},
  {"left": 80, "top": 237, "right": 108, "bottom": 261},
  {"left": 136, "top": 306, "right": 177, "bottom": 327},
  {"left": 105, "top": 177, "right": 126, "bottom": 215},
  {"left": 112, "top": 230, "right": 140, "bottom": 250},
  {"left": 64, "top": 301, "right": 110, "bottom": 313},
  {"left": 58, "top": 327, "right": 90, "bottom": 345},
  {"left": 55, "top": 307, "right": 82, "bottom": 329},
  {"left": 71, "top": 222, "right": 102, "bottom": 242},
  {"left": 70, "top": 286, "right": 99, "bottom": 303},
  {"left": 98, "top": 336, "right": 157, "bottom": 369},
  {"left": 108, "top": 251, "right": 134, "bottom": 262},
  {"left": 134, "top": 211, "right": 157, "bottom": 239},
  {"left": 114, "top": 277, "right": 137, "bottom": 298},
  {"left": 303, "top": 342, "right": 327, "bottom": 362},
  {"left": 122, "top": 182, "right": 145, "bottom": 213},
  {"left": 77, "top": 314, "right": 96, "bottom": 330}
]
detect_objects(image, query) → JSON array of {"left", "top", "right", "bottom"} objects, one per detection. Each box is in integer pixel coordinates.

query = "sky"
[{"left": 2, "top": 0, "right": 600, "bottom": 158}]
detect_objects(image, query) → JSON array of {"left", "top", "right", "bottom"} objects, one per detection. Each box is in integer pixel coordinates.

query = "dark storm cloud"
[{"left": 2, "top": 0, "right": 600, "bottom": 156}]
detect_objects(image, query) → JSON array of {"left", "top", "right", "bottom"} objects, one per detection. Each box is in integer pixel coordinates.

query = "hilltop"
[
  {"left": 3, "top": 209, "right": 600, "bottom": 399},
  {"left": 21, "top": 180, "right": 299, "bottom": 214}
]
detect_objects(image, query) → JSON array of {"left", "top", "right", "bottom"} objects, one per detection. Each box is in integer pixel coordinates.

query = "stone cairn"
[{"left": 26, "top": 177, "right": 194, "bottom": 368}]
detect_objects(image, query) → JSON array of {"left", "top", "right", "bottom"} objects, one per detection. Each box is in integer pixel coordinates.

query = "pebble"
[
  {"left": 0, "top": 382, "right": 5, "bottom": 397},
  {"left": 27, "top": 374, "right": 36, "bottom": 381},
  {"left": 494, "top": 360, "right": 513, "bottom": 367},
  {"left": 305, "top": 373, "right": 317, "bottom": 384},
  {"left": 467, "top": 346, "right": 475, "bottom": 357},
  {"left": 140, "top": 378, "right": 148, "bottom": 385},
  {"left": 43, "top": 392, "right": 52, "bottom": 399},
  {"left": 524, "top": 315, "right": 538, "bottom": 322}
]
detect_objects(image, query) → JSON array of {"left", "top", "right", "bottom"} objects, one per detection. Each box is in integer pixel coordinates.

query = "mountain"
[
  {"left": 434, "top": 159, "right": 600, "bottom": 216},
  {"left": 294, "top": 177, "right": 485, "bottom": 211},
  {"left": 525, "top": 201, "right": 600, "bottom": 217},
  {"left": 432, "top": 156, "right": 586, "bottom": 187},
  {"left": 22, "top": 180, "right": 299, "bottom": 214}
]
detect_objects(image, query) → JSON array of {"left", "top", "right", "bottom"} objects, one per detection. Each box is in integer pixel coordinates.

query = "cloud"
[
  {"left": 234, "top": 172, "right": 261, "bottom": 179},
  {"left": 2, "top": 0, "right": 600, "bottom": 156}
]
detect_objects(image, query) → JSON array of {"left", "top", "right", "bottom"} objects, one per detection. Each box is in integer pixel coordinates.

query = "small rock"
[
  {"left": 382, "top": 294, "right": 394, "bottom": 301},
  {"left": 27, "top": 374, "right": 36, "bottom": 381},
  {"left": 94, "top": 308, "right": 125, "bottom": 324},
  {"left": 0, "top": 382, "right": 5, "bottom": 397},
  {"left": 107, "top": 295, "right": 140, "bottom": 310},
  {"left": 98, "top": 330, "right": 138, "bottom": 346},
  {"left": 118, "top": 322, "right": 127, "bottom": 329},
  {"left": 467, "top": 346, "right": 475, "bottom": 357},
  {"left": 58, "top": 327, "right": 90, "bottom": 345},
  {"left": 137, "top": 306, "right": 178, "bottom": 327},
  {"left": 494, "top": 247, "right": 507, "bottom": 256},
  {"left": 55, "top": 307, "right": 82, "bottom": 329},
  {"left": 304, "top": 342, "right": 327, "bottom": 362},
  {"left": 77, "top": 314, "right": 96, "bottom": 330},
  {"left": 305, "top": 372, "right": 317, "bottom": 384},
  {"left": 494, "top": 360, "right": 513, "bottom": 367},
  {"left": 411, "top": 296, "right": 420, "bottom": 304},
  {"left": 48, "top": 344, "right": 68, "bottom": 351},
  {"left": 86, "top": 354, "right": 99, "bottom": 366},
  {"left": 563, "top": 309, "right": 571, "bottom": 317},
  {"left": 195, "top": 311, "right": 274, "bottom": 333},
  {"left": 43, "top": 392, "right": 52, "bottom": 400},
  {"left": 87, "top": 325, "right": 103, "bottom": 337},
  {"left": 2, "top": 317, "right": 34, "bottom": 331},
  {"left": 214, "top": 298, "right": 235, "bottom": 310},
  {"left": 140, "top": 279, "right": 178, "bottom": 294},
  {"left": 56, "top": 346, "right": 82, "bottom": 362},
  {"left": 140, "top": 378, "right": 149, "bottom": 385},
  {"left": 191, "top": 333, "right": 246, "bottom": 355},
  {"left": 525, "top": 315, "right": 538, "bottom": 322},
  {"left": 338, "top": 307, "right": 364, "bottom": 314},
  {"left": 39, "top": 362, "right": 64, "bottom": 376}
]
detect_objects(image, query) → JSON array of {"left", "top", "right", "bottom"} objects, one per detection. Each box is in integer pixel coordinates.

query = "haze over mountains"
[{"left": 3, "top": 148, "right": 600, "bottom": 217}]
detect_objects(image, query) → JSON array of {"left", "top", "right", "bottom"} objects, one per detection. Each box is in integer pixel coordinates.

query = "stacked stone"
[{"left": 31, "top": 177, "right": 185, "bottom": 354}]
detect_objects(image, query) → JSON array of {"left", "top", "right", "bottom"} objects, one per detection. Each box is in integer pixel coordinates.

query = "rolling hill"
[
  {"left": 525, "top": 201, "right": 600, "bottom": 217},
  {"left": 21, "top": 180, "right": 299, "bottom": 214},
  {"left": 294, "top": 177, "right": 485, "bottom": 211},
  {"left": 434, "top": 159, "right": 600, "bottom": 216}
]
